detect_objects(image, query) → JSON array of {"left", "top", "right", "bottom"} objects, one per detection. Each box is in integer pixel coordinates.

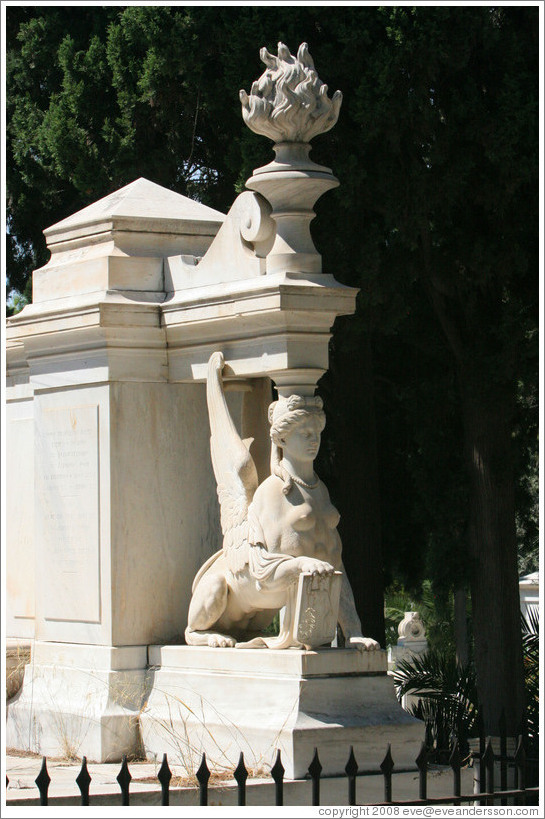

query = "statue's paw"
[
  {"left": 348, "top": 635, "right": 380, "bottom": 652},
  {"left": 208, "top": 633, "right": 236, "bottom": 648},
  {"left": 297, "top": 557, "right": 335, "bottom": 577}
]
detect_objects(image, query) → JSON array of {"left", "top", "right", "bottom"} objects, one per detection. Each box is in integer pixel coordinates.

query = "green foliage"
[
  {"left": 384, "top": 581, "right": 470, "bottom": 656},
  {"left": 393, "top": 649, "right": 479, "bottom": 761},
  {"left": 521, "top": 610, "right": 539, "bottom": 759},
  {"left": 393, "top": 612, "right": 538, "bottom": 763},
  {"left": 384, "top": 585, "right": 418, "bottom": 649}
]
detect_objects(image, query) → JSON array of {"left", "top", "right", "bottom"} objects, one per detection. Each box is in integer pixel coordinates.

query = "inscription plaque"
[
  {"left": 38, "top": 405, "right": 101, "bottom": 622},
  {"left": 293, "top": 571, "right": 342, "bottom": 649},
  {"left": 7, "top": 416, "right": 35, "bottom": 622}
]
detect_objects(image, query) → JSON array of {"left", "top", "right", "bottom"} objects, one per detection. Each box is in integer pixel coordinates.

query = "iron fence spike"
[
  {"left": 196, "top": 752, "right": 211, "bottom": 785},
  {"left": 196, "top": 752, "right": 210, "bottom": 806},
  {"left": 345, "top": 746, "right": 358, "bottom": 778},
  {"left": 35, "top": 757, "right": 51, "bottom": 806},
  {"left": 157, "top": 753, "right": 172, "bottom": 806},
  {"left": 308, "top": 747, "right": 323, "bottom": 777},
  {"left": 234, "top": 752, "right": 248, "bottom": 806},
  {"left": 158, "top": 754, "right": 172, "bottom": 785},
  {"left": 271, "top": 749, "right": 284, "bottom": 806},
  {"left": 271, "top": 749, "right": 285, "bottom": 781},
  {"left": 116, "top": 755, "right": 131, "bottom": 806},
  {"left": 380, "top": 744, "right": 394, "bottom": 775},
  {"left": 76, "top": 756, "right": 92, "bottom": 805},
  {"left": 234, "top": 752, "right": 248, "bottom": 783}
]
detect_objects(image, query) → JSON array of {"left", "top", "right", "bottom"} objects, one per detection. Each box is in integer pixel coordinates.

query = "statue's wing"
[{"left": 207, "top": 352, "right": 259, "bottom": 574}]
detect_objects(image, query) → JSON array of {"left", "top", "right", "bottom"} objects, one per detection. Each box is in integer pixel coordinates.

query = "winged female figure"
[{"left": 185, "top": 351, "right": 379, "bottom": 651}]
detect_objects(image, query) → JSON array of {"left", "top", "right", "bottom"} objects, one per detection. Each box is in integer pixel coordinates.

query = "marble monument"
[{"left": 6, "top": 40, "right": 422, "bottom": 775}]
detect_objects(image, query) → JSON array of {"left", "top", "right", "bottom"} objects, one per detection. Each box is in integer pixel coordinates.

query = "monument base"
[
  {"left": 140, "top": 646, "right": 423, "bottom": 779},
  {"left": 6, "top": 642, "right": 148, "bottom": 762}
]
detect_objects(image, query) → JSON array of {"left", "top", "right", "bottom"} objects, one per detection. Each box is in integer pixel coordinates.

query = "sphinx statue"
[{"left": 185, "top": 352, "right": 379, "bottom": 652}]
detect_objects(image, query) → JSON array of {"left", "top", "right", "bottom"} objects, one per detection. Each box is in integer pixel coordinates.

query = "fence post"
[
  {"left": 472, "top": 709, "right": 486, "bottom": 806},
  {"left": 483, "top": 739, "right": 494, "bottom": 807},
  {"left": 345, "top": 746, "right": 358, "bottom": 806},
  {"left": 116, "top": 756, "right": 131, "bottom": 806},
  {"left": 76, "top": 756, "right": 91, "bottom": 806},
  {"left": 514, "top": 736, "right": 526, "bottom": 806},
  {"left": 416, "top": 742, "right": 428, "bottom": 802},
  {"left": 449, "top": 740, "right": 461, "bottom": 800},
  {"left": 196, "top": 753, "right": 210, "bottom": 807},
  {"left": 35, "top": 757, "right": 50, "bottom": 806},
  {"left": 158, "top": 754, "right": 172, "bottom": 806},
  {"left": 308, "top": 748, "right": 322, "bottom": 806},
  {"left": 234, "top": 752, "right": 248, "bottom": 806},
  {"left": 499, "top": 708, "right": 507, "bottom": 805},
  {"left": 271, "top": 749, "right": 285, "bottom": 806},
  {"left": 380, "top": 745, "right": 394, "bottom": 804}
]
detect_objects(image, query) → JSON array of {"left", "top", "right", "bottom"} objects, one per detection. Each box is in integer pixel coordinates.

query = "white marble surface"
[
  {"left": 186, "top": 354, "right": 377, "bottom": 652},
  {"left": 6, "top": 396, "right": 35, "bottom": 639},
  {"left": 241, "top": 43, "right": 341, "bottom": 277},
  {"left": 294, "top": 571, "right": 342, "bottom": 648},
  {"left": 148, "top": 645, "right": 387, "bottom": 675},
  {"left": 34, "top": 178, "right": 224, "bottom": 304},
  {"left": 141, "top": 646, "right": 421, "bottom": 779},
  {"left": 6, "top": 642, "right": 147, "bottom": 762},
  {"left": 33, "top": 384, "right": 112, "bottom": 645},
  {"left": 28, "top": 379, "right": 222, "bottom": 647},
  {"left": 6, "top": 640, "right": 31, "bottom": 700},
  {"left": 240, "top": 42, "right": 342, "bottom": 143},
  {"left": 397, "top": 611, "right": 426, "bottom": 641}
]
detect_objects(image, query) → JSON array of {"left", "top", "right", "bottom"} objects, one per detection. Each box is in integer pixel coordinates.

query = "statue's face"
[{"left": 282, "top": 416, "right": 322, "bottom": 462}]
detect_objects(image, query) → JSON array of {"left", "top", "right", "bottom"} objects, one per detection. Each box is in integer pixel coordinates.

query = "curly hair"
[{"left": 268, "top": 395, "right": 325, "bottom": 494}]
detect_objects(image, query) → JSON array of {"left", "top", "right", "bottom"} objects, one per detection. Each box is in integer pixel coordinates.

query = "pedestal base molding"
[
  {"left": 140, "top": 646, "right": 423, "bottom": 779},
  {"left": 6, "top": 643, "right": 148, "bottom": 762}
]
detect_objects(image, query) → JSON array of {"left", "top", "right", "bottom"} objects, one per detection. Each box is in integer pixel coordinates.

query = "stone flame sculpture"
[
  {"left": 185, "top": 352, "right": 379, "bottom": 651},
  {"left": 240, "top": 42, "right": 342, "bottom": 142},
  {"left": 240, "top": 42, "right": 342, "bottom": 276}
]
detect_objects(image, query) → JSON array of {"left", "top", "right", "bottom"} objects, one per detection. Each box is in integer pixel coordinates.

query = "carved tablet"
[{"left": 293, "top": 571, "right": 342, "bottom": 649}]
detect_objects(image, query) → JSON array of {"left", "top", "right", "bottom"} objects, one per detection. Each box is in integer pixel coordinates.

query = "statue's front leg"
[
  {"left": 337, "top": 563, "right": 380, "bottom": 651},
  {"left": 185, "top": 573, "right": 237, "bottom": 648}
]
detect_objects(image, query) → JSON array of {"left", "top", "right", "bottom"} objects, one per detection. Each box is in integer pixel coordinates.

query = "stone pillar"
[{"left": 6, "top": 179, "right": 226, "bottom": 759}]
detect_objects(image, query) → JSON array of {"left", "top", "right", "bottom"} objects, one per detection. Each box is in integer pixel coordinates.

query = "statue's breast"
[
  {"left": 289, "top": 503, "right": 316, "bottom": 532},
  {"left": 286, "top": 496, "right": 340, "bottom": 536},
  {"left": 323, "top": 503, "right": 341, "bottom": 529}
]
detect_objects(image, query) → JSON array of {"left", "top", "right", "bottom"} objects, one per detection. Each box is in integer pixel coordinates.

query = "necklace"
[{"left": 287, "top": 471, "right": 319, "bottom": 490}]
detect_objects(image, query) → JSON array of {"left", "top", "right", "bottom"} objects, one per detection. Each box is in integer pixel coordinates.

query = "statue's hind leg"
[{"left": 185, "top": 573, "right": 237, "bottom": 648}]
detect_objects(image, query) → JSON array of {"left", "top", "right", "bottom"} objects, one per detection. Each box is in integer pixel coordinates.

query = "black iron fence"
[{"left": 6, "top": 735, "right": 539, "bottom": 807}]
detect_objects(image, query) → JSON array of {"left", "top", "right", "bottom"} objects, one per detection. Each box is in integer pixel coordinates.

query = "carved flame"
[{"left": 240, "top": 42, "right": 342, "bottom": 143}]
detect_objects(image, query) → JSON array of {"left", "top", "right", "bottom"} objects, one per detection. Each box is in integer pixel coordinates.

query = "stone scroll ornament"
[
  {"left": 185, "top": 352, "right": 380, "bottom": 652},
  {"left": 239, "top": 43, "right": 343, "bottom": 276}
]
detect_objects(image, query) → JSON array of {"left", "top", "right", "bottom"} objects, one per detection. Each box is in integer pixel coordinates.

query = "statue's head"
[
  {"left": 268, "top": 395, "right": 326, "bottom": 492},
  {"left": 269, "top": 395, "right": 325, "bottom": 445}
]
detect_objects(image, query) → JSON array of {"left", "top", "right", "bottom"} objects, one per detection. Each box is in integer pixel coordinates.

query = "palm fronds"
[
  {"left": 521, "top": 609, "right": 539, "bottom": 755},
  {"left": 393, "top": 648, "right": 479, "bottom": 761}
]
